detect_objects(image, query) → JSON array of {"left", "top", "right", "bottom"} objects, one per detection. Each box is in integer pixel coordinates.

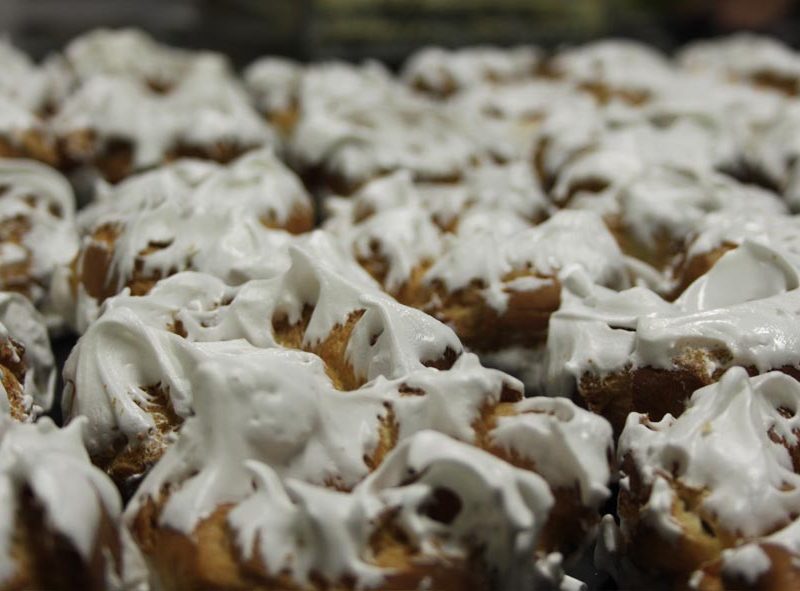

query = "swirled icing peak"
[
  {"left": 619, "top": 367, "right": 800, "bottom": 538},
  {"left": 0, "top": 415, "right": 122, "bottom": 587}
]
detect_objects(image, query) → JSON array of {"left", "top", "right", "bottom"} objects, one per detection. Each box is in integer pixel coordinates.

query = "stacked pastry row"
[
  {"left": 3, "top": 29, "right": 800, "bottom": 590},
  {"left": 0, "top": 151, "right": 618, "bottom": 590},
  {"left": 0, "top": 32, "right": 612, "bottom": 591}
]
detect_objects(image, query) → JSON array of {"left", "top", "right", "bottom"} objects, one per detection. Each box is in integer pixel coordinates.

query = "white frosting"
[
  {"left": 751, "top": 100, "right": 800, "bottom": 211},
  {"left": 687, "top": 210, "right": 800, "bottom": 261},
  {"left": 719, "top": 544, "right": 772, "bottom": 585},
  {"left": 289, "top": 74, "right": 492, "bottom": 188},
  {"left": 450, "top": 79, "right": 584, "bottom": 160},
  {"left": 0, "top": 94, "right": 46, "bottom": 138},
  {"left": 324, "top": 165, "right": 550, "bottom": 293},
  {"left": 401, "top": 45, "right": 541, "bottom": 95},
  {"left": 128, "top": 421, "right": 555, "bottom": 589},
  {"left": 52, "top": 70, "right": 277, "bottom": 172},
  {"left": 550, "top": 39, "right": 673, "bottom": 97},
  {"left": 546, "top": 241, "right": 800, "bottom": 394},
  {"left": 616, "top": 166, "right": 785, "bottom": 250},
  {"left": 491, "top": 396, "right": 613, "bottom": 506},
  {"left": 644, "top": 72, "right": 784, "bottom": 159},
  {"left": 678, "top": 34, "right": 800, "bottom": 90},
  {"left": 553, "top": 120, "right": 753, "bottom": 217},
  {"left": 63, "top": 239, "right": 463, "bottom": 461},
  {"left": 0, "top": 416, "right": 121, "bottom": 585},
  {"left": 243, "top": 57, "right": 303, "bottom": 115},
  {"left": 57, "top": 149, "right": 311, "bottom": 331},
  {"left": 619, "top": 367, "right": 800, "bottom": 539},
  {"left": 61, "top": 27, "right": 232, "bottom": 89},
  {"left": 424, "top": 209, "right": 629, "bottom": 313},
  {"left": 0, "top": 292, "right": 55, "bottom": 419},
  {"left": 0, "top": 159, "right": 78, "bottom": 312},
  {"left": 0, "top": 39, "right": 50, "bottom": 112}
]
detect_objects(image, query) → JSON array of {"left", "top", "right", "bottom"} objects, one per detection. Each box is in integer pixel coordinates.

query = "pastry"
[
  {"left": 53, "top": 148, "right": 312, "bottom": 332},
  {"left": 0, "top": 415, "right": 122, "bottom": 591}
]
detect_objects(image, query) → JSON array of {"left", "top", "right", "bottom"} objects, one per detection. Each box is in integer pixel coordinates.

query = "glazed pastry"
[
  {"left": 401, "top": 45, "right": 541, "bottom": 98},
  {"left": 616, "top": 367, "right": 800, "bottom": 587},
  {"left": 546, "top": 241, "right": 800, "bottom": 433},
  {"left": 593, "top": 166, "right": 783, "bottom": 272},
  {"left": 0, "top": 415, "right": 122, "bottom": 591},
  {"left": 61, "top": 236, "right": 462, "bottom": 484},
  {"left": 450, "top": 78, "right": 589, "bottom": 161},
  {"left": 326, "top": 175, "right": 625, "bottom": 387},
  {"left": 642, "top": 72, "right": 784, "bottom": 181},
  {"left": 122, "top": 344, "right": 611, "bottom": 589},
  {"left": 57, "top": 27, "right": 231, "bottom": 93},
  {"left": 244, "top": 59, "right": 395, "bottom": 139},
  {"left": 0, "top": 96, "right": 59, "bottom": 166},
  {"left": 0, "top": 292, "right": 55, "bottom": 421},
  {"left": 128, "top": 426, "right": 558, "bottom": 591},
  {"left": 678, "top": 33, "right": 800, "bottom": 95},
  {"left": 324, "top": 164, "right": 551, "bottom": 295},
  {"left": 243, "top": 57, "right": 304, "bottom": 134},
  {"left": 0, "top": 159, "right": 79, "bottom": 317},
  {"left": 288, "top": 72, "right": 493, "bottom": 195},
  {"left": 52, "top": 68, "right": 277, "bottom": 184},
  {"left": 63, "top": 239, "right": 613, "bottom": 555},
  {"left": 408, "top": 209, "right": 629, "bottom": 358},
  {"left": 692, "top": 518, "right": 800, "bottom": 591},
  {"left": 544, "top": 39, "right": 673, "bottom": 105},
  {"left": 671, "top": 210, "right": 800, "bottom": 294},
  {"left": 53, "top": 148, "right": 313, "bottom": 332}
]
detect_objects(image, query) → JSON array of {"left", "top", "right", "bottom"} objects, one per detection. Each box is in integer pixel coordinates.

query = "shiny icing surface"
[
  {"left": 63, "top": 238, "right": 464, "bottom": 459},
  {"left": 129, "top": 424, "right": 555, "bottom": 589},
  {"left": 424, "top": 209, "right": 629, "bottom": 312},
  {"left": 546, "top": 241, "right": 800, "bottom": 393},
  {"left": 619, "top": 367, "right": 800, "bottom": 539}
]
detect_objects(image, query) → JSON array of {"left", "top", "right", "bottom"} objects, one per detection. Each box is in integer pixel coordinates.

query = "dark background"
[{"left": 3, "top": 0, "right": 799, "bottom": 67}]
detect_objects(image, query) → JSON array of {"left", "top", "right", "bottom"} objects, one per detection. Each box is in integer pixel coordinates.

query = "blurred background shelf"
[{"left": 3, "top": 0, "right": 799, "bottom": 66}]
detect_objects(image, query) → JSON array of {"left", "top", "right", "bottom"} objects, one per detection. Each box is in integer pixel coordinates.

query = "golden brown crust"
[
  {"left": 98, "top": 383, "right": 184, "bottom": 490},
  {"left": 266, "top": 104, "right": 300, "bottom": 137},
  {"left": 259, "top": 203, "right": 314, "bottom": 235},
  {"left": 402, "top": 271, "right": 560, "bottom": 353},
  {"left": 130, "top": 494, "right": 492, "bottom": 591},
  {"left": 474, "top": 398, "right": 604, "bottom": 558},
  {"left": 617, "top": 451, "right": 725, "bottom": 585},
  {"left": 272, "top": 306, "right": 458, "bottom": 391},
  {"left": 669, "top": 242, "right": 737, "bottom": 299},
  {"left": 605, "top": 214, "right": 681, "bottom": 272},
  {"left": 749, "top": 71, "right": 799, "bottom": 96},
  {"left": 0, "top": 131, "right": 59, "bottom": 168},
  {"left": 58, "top": 131, "right": 135, "bottom": 184},
  {"left": 0, "top": 337, "right": 29, "bottom": 422}
]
